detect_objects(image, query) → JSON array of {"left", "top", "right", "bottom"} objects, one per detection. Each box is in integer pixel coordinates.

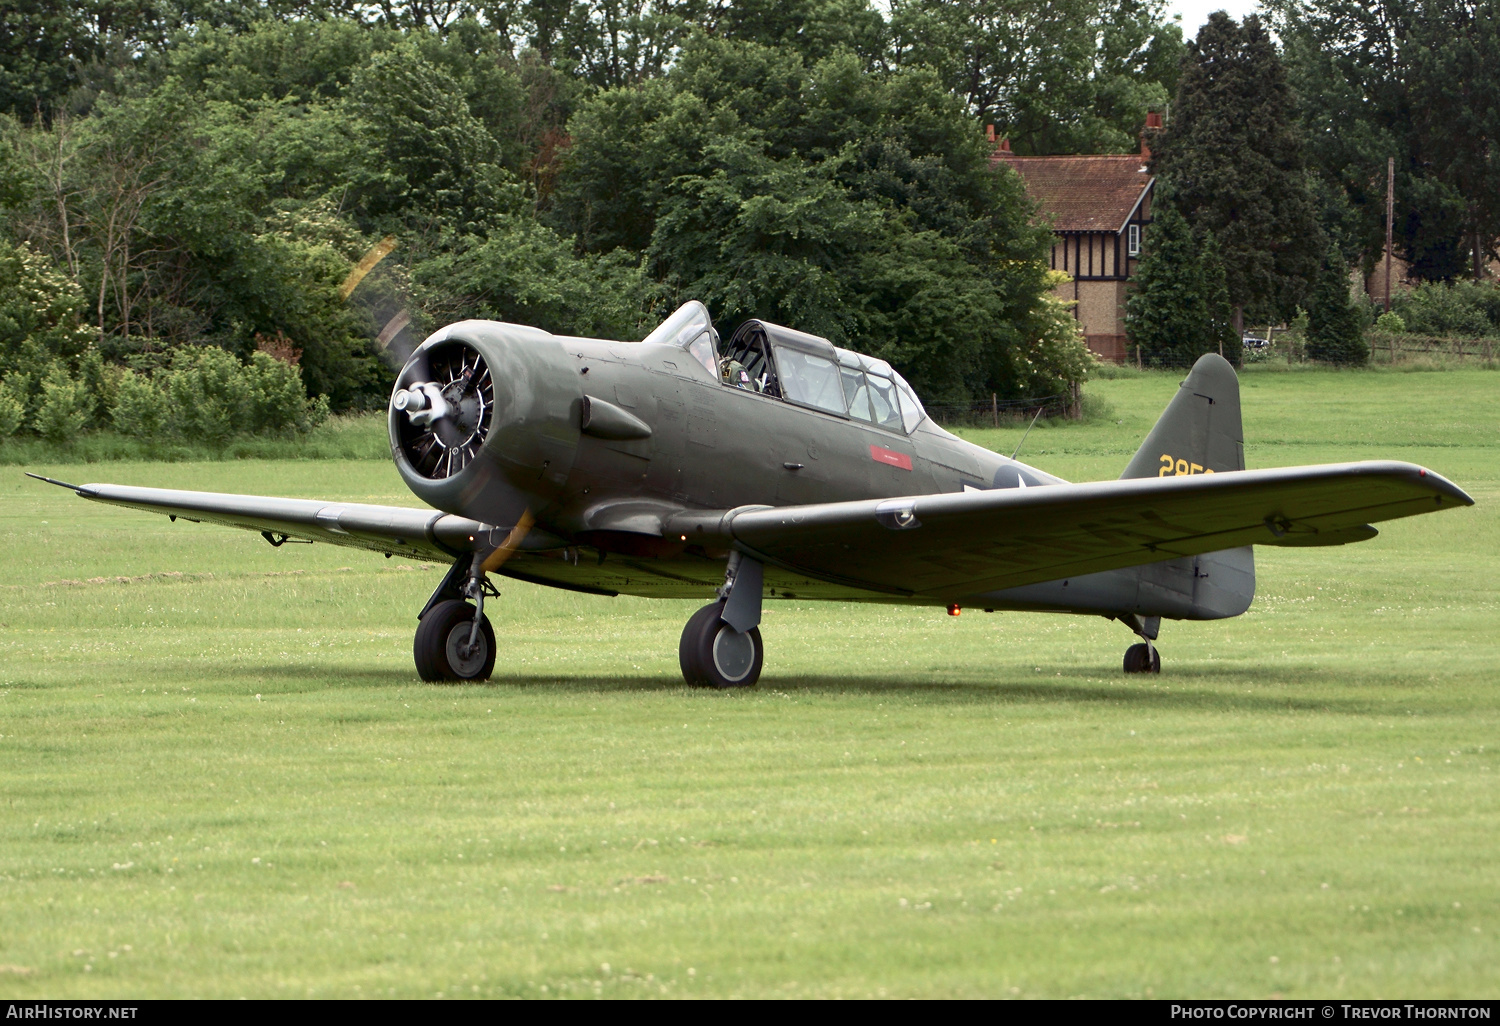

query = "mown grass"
[
  {"left": 0, "top": 413, "right": 391, "bottom": 466},
  {"left": 1, "top": 369, "right": 1496, "bottom": 999}
]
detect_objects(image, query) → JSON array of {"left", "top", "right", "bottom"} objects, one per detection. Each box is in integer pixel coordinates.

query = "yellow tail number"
[{"left": 1159, "top": 454, "right": 1215, "bottom": 477}]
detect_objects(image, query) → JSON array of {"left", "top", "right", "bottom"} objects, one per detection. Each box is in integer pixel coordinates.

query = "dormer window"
[{"left": 1127, "top": 223, "right": 1141, "bottom": 257}]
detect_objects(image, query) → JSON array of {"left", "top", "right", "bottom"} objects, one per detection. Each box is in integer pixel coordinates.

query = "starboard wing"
[{"left": 673, "top": 461, "right": 1472, "bottom": 600}]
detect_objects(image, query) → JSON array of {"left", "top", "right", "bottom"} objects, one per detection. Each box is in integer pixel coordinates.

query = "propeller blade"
[
  {"left": 375, "top": 310, "right": 412, "bottom": 351},
  {"left": 481, "top": 511, "right": 534, "bottom": 573},
  {"left": 339, "top": 236, "right": 397, "bottom": 301}
]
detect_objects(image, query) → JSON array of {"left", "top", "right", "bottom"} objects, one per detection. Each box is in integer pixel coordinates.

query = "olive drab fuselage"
[{"left": 390, "top": 319, "right": 1056, "bottom": 554}]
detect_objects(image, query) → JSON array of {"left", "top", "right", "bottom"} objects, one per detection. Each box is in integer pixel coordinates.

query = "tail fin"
[
  {"left": 1121, "top": 353, "right": 1245, "bottom": 480},
  {"left": 1123, "top": 353, "right": 1254, "bottom": 620}
]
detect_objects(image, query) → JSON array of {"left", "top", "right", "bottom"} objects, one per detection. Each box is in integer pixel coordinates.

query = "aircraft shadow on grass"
[{"left": 215, "top": 662, "right": 1410, "bottom": 715}]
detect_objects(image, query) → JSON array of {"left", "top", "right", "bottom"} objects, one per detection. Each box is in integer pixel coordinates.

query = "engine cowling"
[{"left": 388, "top": 322, "right": 582, "bottom": 527}]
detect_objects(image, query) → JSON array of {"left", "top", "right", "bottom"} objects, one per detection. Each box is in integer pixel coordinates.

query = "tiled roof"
[{"left": 992, "top": 153, "right": 1152, "bottom": 233}]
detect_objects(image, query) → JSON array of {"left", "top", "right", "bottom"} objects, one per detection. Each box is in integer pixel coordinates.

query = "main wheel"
[
  {"left": 414, "top": 599, "right": 496, "bottom": 682},
  {"left": 1123, "top": 642, "right": 1161, "bottom": 674},
  {"left": 679, "top": 600, "right": 763, "bottom": 689}
]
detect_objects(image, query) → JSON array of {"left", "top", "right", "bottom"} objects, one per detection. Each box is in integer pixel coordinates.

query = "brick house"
[{"left": 991, "top": 120, "right": 1158, "bottom": 363}]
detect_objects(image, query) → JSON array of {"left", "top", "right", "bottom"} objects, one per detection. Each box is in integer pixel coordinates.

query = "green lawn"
[{"left": 1, "top": 368, "right": 1496, "bottom": 998}]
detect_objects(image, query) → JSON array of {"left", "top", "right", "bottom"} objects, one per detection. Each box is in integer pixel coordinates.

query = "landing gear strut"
[
  {"left": 680, "top": 553, "right": 765, "bottom": 688},
  {"left": 1119, "top": 613, "right": 1162, "bottom": 674},
  {"left": 414, "top": 554, "right": 497, "bottom": 682}
]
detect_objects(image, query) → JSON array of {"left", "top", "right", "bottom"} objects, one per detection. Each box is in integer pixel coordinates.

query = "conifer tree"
[
  {"left": 1152, "top": 12, "right": 1323, "bottom": 330},
  {"left": 1126, "top": 201, "right": 1211, "bottom": 366},
  {"left": 1304, "top": 245, "right": 1369, "bottom": 365}
]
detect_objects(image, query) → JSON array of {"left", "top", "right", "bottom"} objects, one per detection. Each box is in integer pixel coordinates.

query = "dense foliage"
[
  {"left": 551, "top": 38, "right": 1079, "bottom": 399},
  {"left": 1390, "top": 280, "right": 1500, "bottom": 337},
  {"left": 889, "top": 0, "right": 1184, "bottom": 156}
]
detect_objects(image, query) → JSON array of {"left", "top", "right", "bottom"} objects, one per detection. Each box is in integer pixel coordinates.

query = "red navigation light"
[{"left": 947, "top": 603, "right": 961, "bottom": 617}]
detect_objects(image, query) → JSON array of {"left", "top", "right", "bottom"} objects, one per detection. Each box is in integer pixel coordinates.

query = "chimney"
[
  {"left": 1140, "top": 111, "right": 1163, "bottom": 159},
  {"left": 986, "top": 124, "right": 995, "bottom": 143},
  {"left": 998, "top": 137, "right": 1012, "bottom": 153}
]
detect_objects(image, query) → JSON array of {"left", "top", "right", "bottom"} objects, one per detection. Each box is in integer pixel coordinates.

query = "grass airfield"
[{"left": 1, "top": 366, "right": 1497, "bottom": 999}]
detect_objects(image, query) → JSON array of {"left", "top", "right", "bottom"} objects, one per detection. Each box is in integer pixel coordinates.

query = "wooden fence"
[{"left": 1367, "top": 331, "right": 1496, "bottom": 362}]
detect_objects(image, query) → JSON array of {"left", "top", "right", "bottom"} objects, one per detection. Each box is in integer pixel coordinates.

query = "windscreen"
[
  {"left": 642, "top": 300, "right": 713, "bottom": 348},
  {"left": 686, "top": 331, "right": 717, "bottom": 377}
]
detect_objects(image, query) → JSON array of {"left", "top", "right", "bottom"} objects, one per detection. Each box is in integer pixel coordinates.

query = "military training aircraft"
[{"left": 30, "top": 300, "right": 1472, "bottom": 687}]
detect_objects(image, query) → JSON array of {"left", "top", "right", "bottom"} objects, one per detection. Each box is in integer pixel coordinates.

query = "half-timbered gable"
[{"left": 992, "top": 136, "right": 1155, "bottom": 363}]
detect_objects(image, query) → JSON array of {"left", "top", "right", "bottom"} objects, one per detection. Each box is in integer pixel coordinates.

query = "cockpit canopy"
[{"left": 641, "top": 301, "right": 926, "bottom": 434}]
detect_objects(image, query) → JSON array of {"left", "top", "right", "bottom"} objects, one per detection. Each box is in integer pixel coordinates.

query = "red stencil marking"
[{"left": 870, "top": 445, "right": 913, "bottom": 471}]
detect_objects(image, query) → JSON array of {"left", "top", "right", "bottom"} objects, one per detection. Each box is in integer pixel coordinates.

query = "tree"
[
  {"left": 1405, "top": 1, "right": 1500, "bottom": 281},
  {"left": 890, "top": 0, "right": 1183, "bottom": 155},
  {"left": 344, "top": 43, "right": 521, "bottom": 236},
  {"left": 412, "top": 213, "right": 656, "bottom": 340},
  {"left": 1304, "top": 244, "right": 1368, "bottom": 364},
  {"left": 1152, "top": 13, "right": 1323, "bottom": 329},
  {"left": 1125, "top": 200, "right": 1233, "bottom": 366}
]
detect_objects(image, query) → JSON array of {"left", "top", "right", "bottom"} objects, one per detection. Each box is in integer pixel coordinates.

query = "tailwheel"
[
  {"left": 1123, "top": 642, "right": 1161, "bottom": 674},
  {"left": 679, "top": 600, "right": 763, "bottom": 689},
  {"left": 415, "top": 599, "right": 496, "bottom": 682}
]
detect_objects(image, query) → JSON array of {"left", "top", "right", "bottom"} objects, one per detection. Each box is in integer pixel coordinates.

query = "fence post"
[
  {"left": 1069, "top": 381, "right": 1082, "bottom": 420},
  {"left": 991, "top": 393, "right": 998, "bottom": 428}
]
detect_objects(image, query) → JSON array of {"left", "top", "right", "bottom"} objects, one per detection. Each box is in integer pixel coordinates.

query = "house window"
[{"left": 1127, "top": 223, "right": 1141, "bottom": 257}]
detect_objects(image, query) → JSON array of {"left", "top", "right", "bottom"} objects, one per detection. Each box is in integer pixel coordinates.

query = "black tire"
[
  {"left": 414, "top": 599, "right": 496, "bottom": 682},
  {"left": 679, "top": 600, "right": 763, "bottom": 689},
  {"left": 1123, "top": 642, "right": 1161, "bottom": 674}
]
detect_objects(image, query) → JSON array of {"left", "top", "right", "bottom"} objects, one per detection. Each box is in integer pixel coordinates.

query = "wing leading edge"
[{"left": 668, "top": 460, "right": 1471, "bottom": 600}]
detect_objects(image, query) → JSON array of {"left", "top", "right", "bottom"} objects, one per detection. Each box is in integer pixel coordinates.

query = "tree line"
[{"left": 0, "top": 0, "right": 1494, "bottom": 440}]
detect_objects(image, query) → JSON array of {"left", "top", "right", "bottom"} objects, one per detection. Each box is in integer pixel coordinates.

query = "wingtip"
[
  {"left": 25, "top": 472, "right": 83, "bottom": 491},
  {"left": 1413, "top": 466, "right": 1475, "bottom": 506}
]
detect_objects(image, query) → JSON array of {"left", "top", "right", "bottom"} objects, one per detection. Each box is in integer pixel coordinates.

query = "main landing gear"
[
  {"left": 415, "top": 555, "right": 498, "bottom": 682},
  {"left": 1123, "top": 641, "right": 1161, "bottom": 674},
  {"left": 1119, "top": 613, "right": 1162, "bottom": 674},
  {"left": 680, "top": 552, "right": 765, "bottom": 688}
]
